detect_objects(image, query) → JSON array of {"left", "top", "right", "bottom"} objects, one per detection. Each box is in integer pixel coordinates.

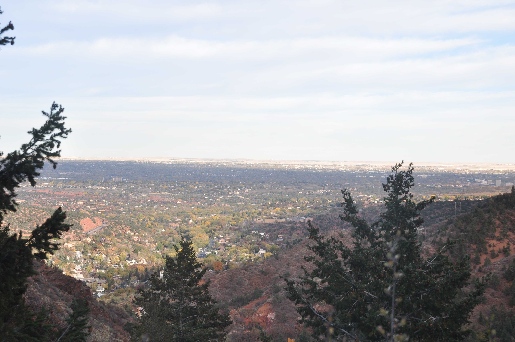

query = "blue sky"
[{"left": 1, "top": 0, "right": 514, "bottom": 163}]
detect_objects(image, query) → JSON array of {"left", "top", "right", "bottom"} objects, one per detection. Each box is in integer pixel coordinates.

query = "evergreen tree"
[
  {"left": 1, "top": 7, "right": 86, "bottom": 341},
  {"left": 285, "top": 162, "right": 484, "bottom": 341},
  {"left": 56, "top": 298, "right": 91, "bottom": 342},
  {"left": 0, "top": 103, "right": 72, "bottom": 339},
  {"left": 0, "top": 5, "right": 15, "bottom": 46},
  {"left": 132, "top": 238, "right": 231, "bottom": 342}
]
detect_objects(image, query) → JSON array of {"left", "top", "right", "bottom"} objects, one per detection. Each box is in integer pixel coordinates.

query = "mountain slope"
[{"left": 25, "top": 261, "right": 132, "bottom": 342}]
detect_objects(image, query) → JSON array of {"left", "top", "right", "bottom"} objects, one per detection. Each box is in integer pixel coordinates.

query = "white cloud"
[
  {"left": 52, "top": 90, "right": 515, "bottom": 123},
  {"left": 18, "top": 35, "right": 480, "bottom": 62},
  {"left": 3, "top": 0, "right": 515, "bottom": 162},
  {"left": 286, "top": 0, "right": 515, "bottom": 35},
  {"left": 50, "top": 1, "right": 226, "bottom": 21}
]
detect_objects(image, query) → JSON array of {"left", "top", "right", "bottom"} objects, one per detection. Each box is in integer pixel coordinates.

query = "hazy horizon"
[{"left": 53, "top": 157, "right": 515, "bottom": 172}]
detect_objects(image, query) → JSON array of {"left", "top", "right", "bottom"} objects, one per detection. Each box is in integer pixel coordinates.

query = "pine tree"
[
  {"left": 0, "top": 5, "right": 15, "bottom": 46},
  {"left": 285, "top": 162, "right": 484, "bottom": 341},
  {"left": 0, "top": 8, "right": 86, "bottom": 341},
  {"left": 56, "top": 298, "right": 91, "bottom": 342},
  {"left": 132, "top": 238, "right": 231, "bottom": 342},
  {"left": 0, "top": 103, "right": 72, "bottom": 339}
]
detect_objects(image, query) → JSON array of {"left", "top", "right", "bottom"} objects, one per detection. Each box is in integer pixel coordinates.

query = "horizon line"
[{"left": 56, "top": 157, "right": 515, "bottom": 170}]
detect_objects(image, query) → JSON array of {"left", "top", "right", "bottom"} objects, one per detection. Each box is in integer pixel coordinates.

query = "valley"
[{"left": 8, "top": 159, "right": 515, "bottom": 340}]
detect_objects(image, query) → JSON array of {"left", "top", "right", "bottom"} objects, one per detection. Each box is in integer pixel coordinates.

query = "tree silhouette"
[
  {"left": 0, "top": 103, "right": 72, "bottom": 339},
  {"left": 286, "top": 162, "right": 484, "bottom": 341},
  {"left": 132, "top": 238, "right": 231, "bottom": 342},
  {"left": 0, "top": 5, "right": 15, "bottom": 46},
  {"left": 56, "top": 298, "right": 91, "bottom": 342}
]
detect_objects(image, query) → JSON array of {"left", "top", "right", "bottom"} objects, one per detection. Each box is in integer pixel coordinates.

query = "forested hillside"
[
  {"left": 24, "top": 261, "right": 131, "bottom": 341},
  {"left": 7, "top": 165, "right": 515, "bottom": 341},
  {"left": 430, "top": 188, "right": 515, "bottom": 340},
  {"left": 205, "top": 188, "right": 515, "bottom": 341}
]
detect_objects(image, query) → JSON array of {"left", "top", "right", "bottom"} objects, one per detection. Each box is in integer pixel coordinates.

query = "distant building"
[
  {"left": 96, "top": 285, "right": 105, "bottom": 297},
  {"left": 496, "top": 180, "right": 502, "bottom": 186}
]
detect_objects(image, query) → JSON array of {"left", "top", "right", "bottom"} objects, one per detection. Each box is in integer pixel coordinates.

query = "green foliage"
[
  {"left": 473, "top": 253, "right": 481, "bottom": 265},
  {"left": 475, "top": 307, "right": 515, "bottom": 342},
  {"left": 258, "top": 327, "right": 273, "bottom": 342},
  {"left": 444, "top": 187, "right": 515, "bottom": 260},
  {"left": 503, "top": 259, "right": 515, "bottom": 282},
  {"left": 488, "top": 273, "right": 500, "bottom": 290},
  {"left": 1, "top": 307, "right": 54, "bottom": 342},
  {"left": 228, "top": 288, "right": 264, "bottom": 307},
  {"left": 0, "top": 103, "right": 71, "bottom": 218},
  {"left": 489, "top": 307, "right": 515, "bottom": 342},
  {"left": 503, "top": 243, "right": 511, "bottom": 257},
  {"left": 132, "top": 238, "right": 231, "bottom": 341},
  {"left": 0, "top": 103, "right": 72, "bottom": 339},
  {"left": 504, "top": 281, "right": 515, "bottom": 307},
  {"left": 286, "top": 162, "right": 484, "bottom": 341},
  {"left": 490, "top": 249, "right": 499, "bottom": 259},
  {"left": 56, "top": 298, "right": 91, "bottom": 342},
  {"left": 0, "top": 6, "right": 15, "bottom": 46}
]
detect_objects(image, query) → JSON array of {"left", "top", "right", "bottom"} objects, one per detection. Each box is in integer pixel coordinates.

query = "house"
[{"left": 96, "top": 285, "right": 105, "bottom": 297}]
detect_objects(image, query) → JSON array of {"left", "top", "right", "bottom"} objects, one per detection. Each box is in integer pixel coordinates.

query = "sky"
[{"left": 1, "top": 0, "right": 514, "bottom": 163}]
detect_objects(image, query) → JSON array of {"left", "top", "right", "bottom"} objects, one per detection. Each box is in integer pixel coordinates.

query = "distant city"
[{"left": 9, "top": 159, "right": 515, "bottom": 297}]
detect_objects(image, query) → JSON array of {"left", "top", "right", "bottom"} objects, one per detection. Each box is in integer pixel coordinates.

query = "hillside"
[
  {"left": 201, "top": 202, "right": 461, "bottom": 341},
  {"left": 207, "top": 238, "right": 313, "bottom": 341},
  {"left": 9, "top": 159, "right": 515, "bottom": 341},
  {"left": 205, "top": 190, "right": 515, "bottom": 341},
  {"left": 20, "top": 189, "right": 515, "bottom": 341},
  {"left": 24, "top": 261, "right": 132, "bottom": 342},
  {"left": 429, "top": 188, "right": 515, "bottom": 340}
]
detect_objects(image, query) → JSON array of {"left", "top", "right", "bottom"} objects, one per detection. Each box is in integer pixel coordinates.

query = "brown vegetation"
[{"left": 25, "top": 261, "right": 131, "bottom": 342}]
